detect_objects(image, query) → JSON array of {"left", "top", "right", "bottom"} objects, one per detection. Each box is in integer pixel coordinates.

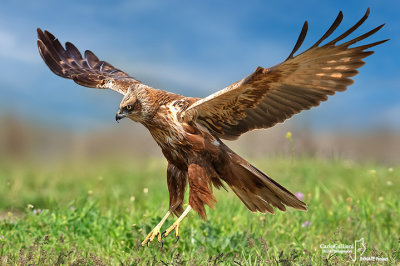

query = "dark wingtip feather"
[
  {"left": 341, "top": 23, "right": 386, "bottom": 48},
  {"left": 44, "top": 30, "right": 56, "bottom": 42},
  {"left": 354, "top": 38, "right": 389, "bottom": 51},
  {"left": 325, "top": 8, "right": 371, "bottom": 46},
  {"left": 37, "top": 39, "right": 44, "bottom": 57},
  {"left": 366, "top": 7, "right": 371, "bottom": 17},
  {"left": 65, "top": 41, "right": 83, "bottom": 65},
  {"left": 286, "top": 21, "right": 308, "bottom": 61},
  {"left": 37, "top": 28, "right": 47, "bottom": 44},
  {"left": 84, "top": 50, "right": 100, "bottom": 69},
  {"left": 311, "top": 11, "right": 343, "bottom": 48},
  {"left": 37, "top": 40, "right": 64, "bottom": 77},
  {"left": 37, "top": 28, "right": 43, "bottom": 37}
]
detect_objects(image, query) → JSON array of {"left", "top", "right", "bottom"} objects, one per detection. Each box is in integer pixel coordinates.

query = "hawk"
[{"left": 37, "top": 9, "right": 387, "bottom": 246}]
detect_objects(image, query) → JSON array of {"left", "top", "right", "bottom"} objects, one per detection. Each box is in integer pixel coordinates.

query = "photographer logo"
[{"left": 320, "top": 238, "right": 388, "bottom": 262}]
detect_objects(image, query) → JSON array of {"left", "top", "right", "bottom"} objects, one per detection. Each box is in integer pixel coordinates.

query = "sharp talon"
[{"left": 142, "top": 206, "right": 191, "bottom": 246}]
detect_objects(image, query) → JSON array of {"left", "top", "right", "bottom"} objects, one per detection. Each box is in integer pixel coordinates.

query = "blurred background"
[{"left": 0, "top": 0, "right": 399, "bottom": 164}]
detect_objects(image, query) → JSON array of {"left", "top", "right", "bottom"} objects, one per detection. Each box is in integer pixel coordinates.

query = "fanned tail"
[{"left": 223, "top": 150, "right": 306, "bottom": 213}]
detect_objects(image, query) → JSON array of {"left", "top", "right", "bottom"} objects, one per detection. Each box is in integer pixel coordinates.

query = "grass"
[{"left": 0, "top": 156, "right": 399, "bottom": 265}]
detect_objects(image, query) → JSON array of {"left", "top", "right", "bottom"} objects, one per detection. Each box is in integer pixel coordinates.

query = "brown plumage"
[{"left": 37, "top": 9, "right": 387, "bottom": 245}]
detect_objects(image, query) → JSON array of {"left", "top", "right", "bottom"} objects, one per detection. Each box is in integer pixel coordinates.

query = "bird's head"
[{"left": 115, "top": 90, "right": 143, "bottom": 123}]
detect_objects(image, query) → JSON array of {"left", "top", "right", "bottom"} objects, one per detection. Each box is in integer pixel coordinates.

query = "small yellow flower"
[
  {"left": 328, "top": 210, "right": 333, "bottom": 216},
  {"left": 386, "top": 181, "right": 393, "bottom": 186},
  {"left": 369, "top": 169, "right": 376, "bottom": 176},
  {"left": 130, "top": 196, "right": 135, "bottom": 202},
  {"left": 143, "top": 188, "right": 149, "bottom": 194},
  {"left": 378, "top": 196, "right": 384, "bottom": 202},
  {"left": 132, "top": 224, "right": 136, "bottom": 227},
  {"left": 232, "top": 216, "right": 238, "bottom": 222},
  {"left": 285, "top": 131, "right": 292, "bottom": 140},
  {"left": 259, "top": 216, "right": 265, "bottom": 221},
  {"left": 27, "top": 204, "right": 34, "bottom": 209},
  {"left": 138, "top": 229, "right": 142, "bottom": 232},
  {"left": 346, "top": 205, "right": 351, "bottom": 212},
  {"left": 120, "top": 240, "right": 125, "bottom": 245},
  {"left": 88, "top": 190, "right": 93, "bottom": 195},
  {"left": 388, "top": 167, "right": 394, "bottom": 173},
  {"left": 7, "top": 212, "right": 12, "bottom": 217}
]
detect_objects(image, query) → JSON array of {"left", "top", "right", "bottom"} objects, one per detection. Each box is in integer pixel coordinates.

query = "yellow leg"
[
  {"left": 162, "top": 205, "right": 192, "bottom": 241},
  {"left": 141, "top": 210, "right": 172, "bottom": 246}
]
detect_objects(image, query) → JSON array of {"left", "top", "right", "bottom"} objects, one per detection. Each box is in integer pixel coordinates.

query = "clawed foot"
[
  {"left": 141, "top": 205, "right": 192, "bottom": 247},
  {"left": 140, "top": 209, "right": 172, "bottom": 247},
  {"left": 162, "top": 221, "right": 181, "bottom": 242},
  {"left": 141, "top": 224, "right": 163, "bottom": 247}
]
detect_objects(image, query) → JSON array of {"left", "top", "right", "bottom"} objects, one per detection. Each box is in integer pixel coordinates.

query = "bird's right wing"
[{"left": 37, "top": 28, "right": 142, "bottom": 95}]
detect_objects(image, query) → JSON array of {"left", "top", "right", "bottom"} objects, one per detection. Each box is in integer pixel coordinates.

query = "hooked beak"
[{"left": 115, "top": 109, "right": 126, "bottom": 123}]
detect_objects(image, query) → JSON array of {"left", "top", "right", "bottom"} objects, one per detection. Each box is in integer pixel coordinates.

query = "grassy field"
[{"left": 0, "top": 156, "right": 399, "bottom": 265}]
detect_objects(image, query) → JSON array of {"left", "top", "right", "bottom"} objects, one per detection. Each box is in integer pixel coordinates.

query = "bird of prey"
[{"left": 37, "top": 9, "right": 386, "bottom": 246}]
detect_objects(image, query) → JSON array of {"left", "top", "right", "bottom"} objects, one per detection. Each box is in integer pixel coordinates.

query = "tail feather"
[
  {"left": 245, "top": 163, "right": 307, "bottom": 211},
  {"left": 231, "top": 186, "right": 274, "bottom": 213},
  {"left": 223, "top": 152, "right": 307, "bottom": 213}
]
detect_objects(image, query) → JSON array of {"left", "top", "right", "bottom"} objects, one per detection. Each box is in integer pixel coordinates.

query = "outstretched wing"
[
  {"left": 37, "top": 28, "right": 142, "bottom": 95},
  {"left": 180, "top": 9, "right": 388, "bottom": 140}
]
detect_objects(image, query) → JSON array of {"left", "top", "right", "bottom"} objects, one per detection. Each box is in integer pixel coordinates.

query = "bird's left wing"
[
  {"left": 180, "top": 9, "right": 388, "bottom": 140},
  {"left": 37, "top": 28, "right": 142, "bottom": 95}
]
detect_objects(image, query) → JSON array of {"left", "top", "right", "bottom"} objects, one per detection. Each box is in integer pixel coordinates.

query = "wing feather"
[
  {"left": 37, "top": 28, "right": 142, "bottom": 95},
  {"left": 180, "top": 9, "right": 388, "bottom": 140},
  {"left": 310, "top": 11, "right": 343, "bottom": 48},
  {"left": 286, "top": 21, "right": 308, "bottom": 60}
]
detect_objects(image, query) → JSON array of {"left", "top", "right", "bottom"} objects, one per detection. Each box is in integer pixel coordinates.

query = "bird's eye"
[{"left": 126, "top": 105, "right": 133, "bottom": 111}]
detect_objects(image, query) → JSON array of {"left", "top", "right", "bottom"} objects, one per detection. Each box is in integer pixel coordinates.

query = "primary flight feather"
[{"left": 37, "top": 8, "right": 387, "bottom": 246}]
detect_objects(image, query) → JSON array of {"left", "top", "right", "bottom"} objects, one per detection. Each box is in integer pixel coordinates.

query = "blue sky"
[{"left": 0, "top": 0, "right": 399, "bottom": 132}]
